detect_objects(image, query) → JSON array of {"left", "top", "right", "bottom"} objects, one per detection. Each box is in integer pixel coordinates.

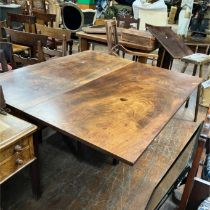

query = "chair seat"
[
  {"left": 182, "top": 53, "right": 210, "bottom": 65},
  {"left": 13, "top": 44, "right": 30, "bottom": 54}
]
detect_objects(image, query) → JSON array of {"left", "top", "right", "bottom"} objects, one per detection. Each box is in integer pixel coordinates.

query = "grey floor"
[{"left": 1, "top": 43, "right": 209, "bottom": 210}]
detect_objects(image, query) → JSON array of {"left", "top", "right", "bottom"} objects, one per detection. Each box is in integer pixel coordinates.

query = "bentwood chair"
[{"left": 105, "top": 20, "right": 158, "bottom": 65}]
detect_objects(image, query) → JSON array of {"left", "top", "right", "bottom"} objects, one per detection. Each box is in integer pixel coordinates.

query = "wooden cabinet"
[{"left": 0, "top": 113, "right": 40, "bottom": 209}]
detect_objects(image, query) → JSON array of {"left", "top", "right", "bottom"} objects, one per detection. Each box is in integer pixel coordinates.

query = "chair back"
[
  {"left": 62, "top": 3, "right": 84, "bottom": 32},
  {"left": 14, "top": 0, "right": 30, "bottom": 15},
  {"left": 33, "top": 11, "right": 56, "bottom": 27},
  {"left": 36, "top": 23, "right": 70, "bottom": 56},
  {"left": 116, "top": 15, "right": 140, "bottom": 29},
  {"left": 31, "top": 0, "right": 48, "bottom": 14},
  {"left": 105, "top": 20, "right": 119, "bottom": 54},
  {"left": 7, "top": 13, "right": 36, "bottom": 33},
  {"left": 82, "top": 9, "right": 96, "bottom": 26},
  {"left": 5, "top": 28, "right": 47, "bottom": 57}
]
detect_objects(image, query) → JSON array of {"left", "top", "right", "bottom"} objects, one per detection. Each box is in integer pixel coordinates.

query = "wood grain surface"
[
  {"left": 24, "top": 61, "right": 201, "bottom": 164},
  {"left": 76, "top": 31, "right": 157, "bottom": 52},
  {"left": 0, "top": 114, "right": 37, "bottom": 150},
  {"left": 146, "top": 25, "right": 193, "bottom": 59},
  {"left": 0, "top": 51, "right": 131, "bottom": 111}
]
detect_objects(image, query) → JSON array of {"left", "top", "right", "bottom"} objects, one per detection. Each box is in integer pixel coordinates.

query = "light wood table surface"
[{"left": 0, "top": 51, "right": 201, "bottom": 165}]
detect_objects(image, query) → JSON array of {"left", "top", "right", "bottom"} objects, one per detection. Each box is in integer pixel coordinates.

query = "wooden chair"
[
  {"left": 105, "top": 20, "right": 158, "bottom": 65},
  {"left": 0, "top": 20, "right": 7, "bottom": 41},
  {"left": 116, "top": 15, "right": 140, "bottom": 29},
  {"left": 7, "top": 12, "right": 36, "bottom": 33},
  {"left": 33, "top": 11, "right": 56, "bottom": 27},
  {"left": 14, "top": 0, "right": 30, "bottom": 15},
  {"left": 179, "top": 107, "right": 210, "bottom": 210},
  {"left": 30, "top": 0, "right": 48, "bottom": 14},
  {"left": 0, "top": 42, "right": 16, "bottom": 71},
  {"left": 5, "top": 28, "right": 47, "bottom": 66},
  {"left": 36, "top": 23, "right": 70, "bottom": 57}
]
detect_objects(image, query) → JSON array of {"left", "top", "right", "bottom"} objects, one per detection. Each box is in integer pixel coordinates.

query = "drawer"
[
  {"left": 0, "top": 146, "right": 35, "bottom": 183},
  {"left": 0, "top": 135, "right": 34, "bottom": 163}
]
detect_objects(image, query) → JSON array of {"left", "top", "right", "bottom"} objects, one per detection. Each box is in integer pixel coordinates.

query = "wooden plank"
[
  {"left": 0, "top": 51, "right": 131, "bottom": 111},
  {"left": 25, "top": 62, "right": 201, "bottom": 164},
  {"left": 147, "top": 25, "right": 193, "bottom": 59}
]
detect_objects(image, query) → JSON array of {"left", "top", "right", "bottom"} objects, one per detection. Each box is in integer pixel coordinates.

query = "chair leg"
[
  {"left": 194, "top": 84, "right": 201, "bottom": 122},
  {"left": 68, "top": 40, "right": 73, "bottom": 55},
  {"left": 181, "top": 62, "right": 188, "bottom": 73},
  {"left": 192, "top": 64, "right": 198, "bottom": 76},
  {"left": 199, "top": 65, "right": 203, "bottom": 78}
]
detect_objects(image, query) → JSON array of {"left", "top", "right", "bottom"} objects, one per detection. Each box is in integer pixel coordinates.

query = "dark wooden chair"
[
  {"left": 105, "top": 20, "right": 158, "bottom": 65},
  {"left": 14, "top": 0, "right": 30, "bottom": 15},
  {"left": 116, "top": 15, "right": 140, "bottom": 29},
  {"left": 7, "top": 12, "right": 36, "bottom": 33},
  {"left": 31, "top": 0, "right": 48, "bottom": 14},
  {"left": 0, "top": 42, "right": 16, "bottom": 72},
  {"left": 5, "top": 28, "right": 47, "bottom": 66},
  {"left": 179, "top": 106, "right": 210, "bottom": 210},
  {"left": 0, "top": 20, "right": 7, "bottom": 42},
  {"left": 33, "top": 11, "right": 56, "bottom": 27},
  {"left": 36, "top": 23, "right": 70, "bottom": 57}
]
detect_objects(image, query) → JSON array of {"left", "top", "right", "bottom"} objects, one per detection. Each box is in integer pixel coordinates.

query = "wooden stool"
[
  {"left": 181, "top": 53, "right": 210, "bottom": 77},
  {"left": 181, "top": 53, "right": 210, "bottom": 122}
]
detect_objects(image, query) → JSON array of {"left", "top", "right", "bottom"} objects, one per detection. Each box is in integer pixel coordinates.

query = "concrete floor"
[{"left": 1, "top": 44, "right": 209, "bottom": 210}]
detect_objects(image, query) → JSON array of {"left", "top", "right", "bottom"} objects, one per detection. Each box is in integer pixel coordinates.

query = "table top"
[
  {"left": 0, "top": 51, "right": 201, "bottom": 165},
  {"left": 76, "top": 31, "right": 157, "bottom": 52},
  {"left": 0, "top": 113, "right": 36, "bottom": 150},
  {"left": 147, "top": 26, "right": 193, "bottom": 59}
]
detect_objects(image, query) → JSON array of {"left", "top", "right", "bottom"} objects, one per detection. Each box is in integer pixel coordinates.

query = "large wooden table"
[
  {"left": 76, "top": 31, "right": 157, "bottom": 52},
  {"left": 0, "top": 51, "right": 201, "bottom": 165}
]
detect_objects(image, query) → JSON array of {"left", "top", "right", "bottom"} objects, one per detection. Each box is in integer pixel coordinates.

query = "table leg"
[
  {"left": 0, "top": 184, "right": 2, "bottom": 210},
  {"left": 112, "top": 158, "right": 119, "bottom": 166},
  {"left": 30, "top": 131, "right": 41, "bottom": 199},
  {"left": 194, "top": 84, "right": 201, "bottom": 122},
  {"left": 79, "top": 37, "right": 90, "bottom": 52},
  {"left": 157, "top": 47, "right": 173, "bottom": 69}
]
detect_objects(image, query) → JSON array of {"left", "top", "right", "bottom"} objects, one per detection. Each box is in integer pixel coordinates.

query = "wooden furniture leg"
[
  {"left": 194, "top": 84, "right": 201, "bottom": 122},
  {"left": 181, "top": 62, "right": 188, "bottom": 73},
  {"left": 179, "top": 116, "right": 209, "bottom": 209},
  {"left": 112, "top": 158, "right": 119, "bottom": 166},
  {"left": 0, "top": 184, "right": 2, "bottom": 210},
  {"left": 199, "top": 65, "right": 203, "bottom": 78},
  {"left": 192, "top": 64, "right": 198, "bottom": 76},
  {"left": 79, "top": 37, "right": 90, "bottom": 52},
  {"left": 30, "top": 131, "right": 41, "bottom": 199}
]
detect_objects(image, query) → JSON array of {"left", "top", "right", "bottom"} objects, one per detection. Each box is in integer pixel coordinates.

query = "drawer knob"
[
  {"left": 14, "top": 145, "right": 23, "bottom": 152},
  {"left": 16, "top": 158, "right": 24, "bottom": 165}
]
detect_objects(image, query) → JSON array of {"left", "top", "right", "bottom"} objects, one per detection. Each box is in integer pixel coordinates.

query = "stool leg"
[
  {"left": 185, "top": 98, "right": 190, "bottom": 108},
  {"left": 194, "top": 84, "right": 201, "bottom": 122},
  {"left": 192, "top": 64, "right": 198, "bottom": 76},
  {"left": 181, "top": 62, "right": 188, "bottom": 73},
  {"left": 199, "top": 65, "right": 203, "bottom": 78}
]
